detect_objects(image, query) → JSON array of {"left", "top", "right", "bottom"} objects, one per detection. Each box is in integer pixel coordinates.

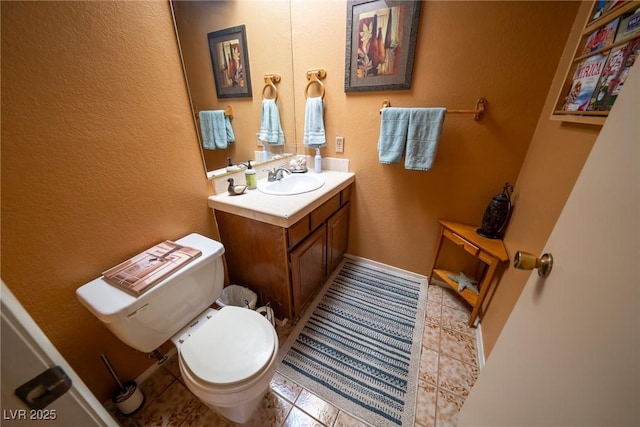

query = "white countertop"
[{"left": 208, "top": 170, "right": 355, "bottom": 228}]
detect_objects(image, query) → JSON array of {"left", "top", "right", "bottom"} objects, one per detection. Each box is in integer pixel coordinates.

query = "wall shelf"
[{"left": 551, "top": 1, "right": 640, "bottom": 125}]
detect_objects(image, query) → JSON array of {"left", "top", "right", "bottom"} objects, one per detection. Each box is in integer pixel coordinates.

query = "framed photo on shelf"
[
  {"left": 344, "top": 0, "right": 421, "bottom": 92},
  {"left": 207, "top": 25, "right": 252, "bottom": 99}
]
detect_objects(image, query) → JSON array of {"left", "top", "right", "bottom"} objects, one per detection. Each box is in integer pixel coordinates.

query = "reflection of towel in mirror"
[
  {"left": 378, "top": 107, "right": 446, "bottom": 170},
  {"left": 303, "top": 97, "right": 327, "bottom": 148},
  {"left": 199, "top": 110, "right": 235, "bottom": 150},
  {"left": 259, "top": 99, "right": 284, "bottom": 145}
]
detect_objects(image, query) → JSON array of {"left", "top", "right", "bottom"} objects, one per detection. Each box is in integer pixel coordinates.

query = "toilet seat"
[{"left": 180, "top": 306, "right": 276, "bottom": 385}]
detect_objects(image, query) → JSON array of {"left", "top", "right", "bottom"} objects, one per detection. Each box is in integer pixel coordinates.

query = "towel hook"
[
  {"left": 304, "top": 69, "right": 326, "bottom": 99},
  {"left": 262, "top": 74, "right": 281, "bottom": 101}
]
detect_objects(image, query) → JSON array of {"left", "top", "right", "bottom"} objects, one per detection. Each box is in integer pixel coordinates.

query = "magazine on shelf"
[
  {"left": 589, "top": 38, "right": 640, "bottom": 111},
  {"left": 561, "top": 53, "right": 609, "bottom": 111},
  {"left": 591, "top": 0, "right": 608, "bottom": 21},
  {"left": 614, "top": 9, "right": 640, "bottom": 42},
  {"left": 592, "top": 1, "right": 627, "bottom": 22},
  {"left": 582, "top": 17, "right": 620, "bottom": 55},
  {"left": 102, "top": 241, "right": 202, "bottom": 296},
  {"left": 604, "top": 1, "right": 626, "bottom": 15}
]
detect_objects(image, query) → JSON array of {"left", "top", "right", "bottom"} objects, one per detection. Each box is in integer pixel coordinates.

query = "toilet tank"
[{"left": 76, "top": 233, "right": 225, "bottom": 353}]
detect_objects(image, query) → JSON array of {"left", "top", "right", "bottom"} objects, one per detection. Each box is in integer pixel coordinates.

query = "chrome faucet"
[{"left": 267, "top": 167, "right": 292, "bottom": 182}]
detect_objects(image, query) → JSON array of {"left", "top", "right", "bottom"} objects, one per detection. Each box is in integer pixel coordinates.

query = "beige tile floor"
[{"left": 104, "top": 283, "right": 479, "bottom": 427}]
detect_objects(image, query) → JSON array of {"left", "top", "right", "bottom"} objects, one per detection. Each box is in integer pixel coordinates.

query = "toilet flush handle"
[{"left": 514, "top": 251, "right": 553, "bottom": 278}]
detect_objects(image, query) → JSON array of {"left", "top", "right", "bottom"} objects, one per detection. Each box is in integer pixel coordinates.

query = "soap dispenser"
[
  {"left": 244, "top": 160, "right": 257, "bottom": 189},
  {"left": 314, "top": 148, "right": 322, "bottom": 173},
  {"left": 226, "top": 157, "right": 240, "bottom": 172}
]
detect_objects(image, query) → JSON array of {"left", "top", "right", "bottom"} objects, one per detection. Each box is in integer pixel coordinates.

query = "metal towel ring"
[
  {"left": 262, "top": 74, "right": 280, "bottom": 101},
  {"left": 262, "top": 82, "right": 277, "bottom": 101},
  {"left": 304, "top": 78, "right": 324, "bottom": 99},
  {"left": 304, "top": 70, "right": 326, "bottom": 99}
]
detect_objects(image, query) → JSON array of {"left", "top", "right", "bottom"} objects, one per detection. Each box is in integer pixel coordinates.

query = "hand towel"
[
  {"left": 303, "top": 97, "right": 327, "bottom": 148},
  {"left": 199, "top": 110, "right": 235, "bottom": 150},
  {"left": 224, "top": 115, "right": 235, "bottom": 144},
  {"left": 404, "top": 108, "right": 446, "bottom": 171},
  {"left": 378, "top": 107, "right": 411, "bottom": 164},
  {"left": 258, "top": 99, "right": 285, "bottom": 145}
]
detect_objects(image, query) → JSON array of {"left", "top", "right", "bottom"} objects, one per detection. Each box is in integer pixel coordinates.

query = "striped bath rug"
[{"left": 276, "top": 256, "right": 428, "bottom": 426}]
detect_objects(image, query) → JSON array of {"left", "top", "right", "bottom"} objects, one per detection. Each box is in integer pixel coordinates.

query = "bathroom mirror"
[{"left": 170, "top": 1, "right": 297, "bottom": 177}]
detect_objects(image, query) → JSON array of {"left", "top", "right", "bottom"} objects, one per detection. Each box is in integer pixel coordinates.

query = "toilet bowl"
[
  {"left": 76, "top": 233, "right": 277, "bottom": 424},
  {"left": 171, "top": 306, "right": 278, "bottom": 423}
]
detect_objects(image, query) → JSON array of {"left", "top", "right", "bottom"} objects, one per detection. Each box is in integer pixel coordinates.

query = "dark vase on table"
[{"left": 477, "top": 183, "right": 513, "bottom": 239}]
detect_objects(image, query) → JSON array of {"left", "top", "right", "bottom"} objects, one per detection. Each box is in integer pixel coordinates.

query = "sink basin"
[{"left": 257, "top": 173, "right": 324, "bottom": 196}]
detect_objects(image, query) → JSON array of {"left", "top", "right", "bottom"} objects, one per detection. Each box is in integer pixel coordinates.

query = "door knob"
[{"left": 514, "top": 251, "right": 553, "bottom": 278}]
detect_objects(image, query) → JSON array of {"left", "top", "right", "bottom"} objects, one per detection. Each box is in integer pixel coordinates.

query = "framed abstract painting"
[
  {"left": 344, "top": 0, "right": 421, "bottom": 92},
  {"left": 207, "top": 25, "right": 253, "bottom": 98}
]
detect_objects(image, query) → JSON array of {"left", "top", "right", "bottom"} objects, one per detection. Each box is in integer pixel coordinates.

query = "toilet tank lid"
[{"left": 75, "top": 233, "right": 224, "bottom": 323}]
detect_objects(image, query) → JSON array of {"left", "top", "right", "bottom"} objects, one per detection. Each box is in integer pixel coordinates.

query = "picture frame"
[
  {"left": 344, "top": 0, "right": 421, "bottom": 92},
  {"left": 207, "top": 25, "right": 252, "bottom": 98}
]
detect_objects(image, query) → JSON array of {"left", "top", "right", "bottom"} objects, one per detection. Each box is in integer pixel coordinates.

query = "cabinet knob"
[{"left": 514, "top": 251, "right": 553, "bottom": 278}]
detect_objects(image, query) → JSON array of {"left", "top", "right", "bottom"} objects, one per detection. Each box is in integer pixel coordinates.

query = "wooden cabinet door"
[
  {"left": 214, "top": 210, "right": 292, "bottom": 320},
  {"left": 290, "top": 224, "right": 326, "bottom": 317},
  {"left": 327, "top": 202, "right": 350, "bottom": 273}
]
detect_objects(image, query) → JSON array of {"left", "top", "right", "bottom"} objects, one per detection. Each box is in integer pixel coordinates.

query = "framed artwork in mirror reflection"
[
  {"left": 344, "top": 0, "right": 421, "bottom": 92},
  {"left": 207, "top": 25, "right": 252, "bottom": 98}
]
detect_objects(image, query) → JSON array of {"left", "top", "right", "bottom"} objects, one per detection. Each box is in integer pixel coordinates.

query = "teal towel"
[
  {"left": 259, "top": 99, "right": 285, "bottom": 145},
  {"left": 405, "top": 108, "right": 446, "bottom": 171},
  {"left": 303, "top": 97, "right": 327, "bottom": 148},
  {"left": 378, "top": 107, "right": 446, "bottom": 170},
  {"left": 378, "top": 108, "right": 411, "bottom": 164},
  {"left": 199, "top": 110, "right": 235, "bottom": 150},
  {"left": 225, "top": 115, "right": 235, "bottom": 144}
]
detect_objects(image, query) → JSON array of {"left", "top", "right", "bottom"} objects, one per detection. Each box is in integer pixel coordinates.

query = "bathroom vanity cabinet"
[
  {"left": 212, "top": 183, "right": 352, "bottom": 321},
  {"left": 290, "top": 198, "right": 350, "bottom": 316}
]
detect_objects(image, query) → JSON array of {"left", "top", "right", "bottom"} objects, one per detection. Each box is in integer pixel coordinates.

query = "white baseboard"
[
  {"left": 343, "top": 254, "right": 428, "bottom": 281},
  {"left": 475, "top": 322, "right": 486, "bottom": 370}
]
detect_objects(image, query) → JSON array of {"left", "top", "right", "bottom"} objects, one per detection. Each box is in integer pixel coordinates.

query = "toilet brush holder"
[
  {"left": 100, "top": 354, "right": 145, "bottom": 415},
  {"left": 112, "top": 380, "right": 144, "bottom": 415}
]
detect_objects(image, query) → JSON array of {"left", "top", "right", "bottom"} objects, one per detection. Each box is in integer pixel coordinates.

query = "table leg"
[{"left": 468, "top": 257, "right": 499, "bottom": 326}]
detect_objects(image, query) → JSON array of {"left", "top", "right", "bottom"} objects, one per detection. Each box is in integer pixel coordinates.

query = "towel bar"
[
  {"left": 305, "top": 69, "right": 326, "bottom": 99},
  {"left": 380, "top": 98, "right": 487, "bottom": 121},
  {"left": 262, "top": 74, "right": 281, "bottom": 101},
  {"left": 194, "top": 106, "right": 233, "bottom": 120}
]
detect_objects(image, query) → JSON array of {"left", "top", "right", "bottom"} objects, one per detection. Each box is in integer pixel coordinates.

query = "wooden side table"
[{"left": 429, "top": 220, "right": 509, "bottom": 326}]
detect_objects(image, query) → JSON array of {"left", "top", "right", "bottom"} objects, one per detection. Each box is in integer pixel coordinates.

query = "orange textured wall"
[
  {"left": 2, "top": 1, "right": 216, "bottom": 401},
  {"left": 2, "top": 0, "right": 591, "bottom": 404},
  {"left": 480, "top": 1, "right": 601, "bottom": 356},
  {"left": 290, "top": 1, "right": 580, "bottom": 274}
]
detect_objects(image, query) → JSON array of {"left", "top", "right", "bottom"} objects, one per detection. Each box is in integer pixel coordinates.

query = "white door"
[
  {"left": 1, "top": 281, "right": 117, "bottom": 426},
  {"left": 458, "top": 63, "right": 640, "bottom": 425}
]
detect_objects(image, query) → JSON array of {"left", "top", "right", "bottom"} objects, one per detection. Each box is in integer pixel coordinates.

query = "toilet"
[{"left": 76, "top": 233, "right": 278, "bottom": 423}]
